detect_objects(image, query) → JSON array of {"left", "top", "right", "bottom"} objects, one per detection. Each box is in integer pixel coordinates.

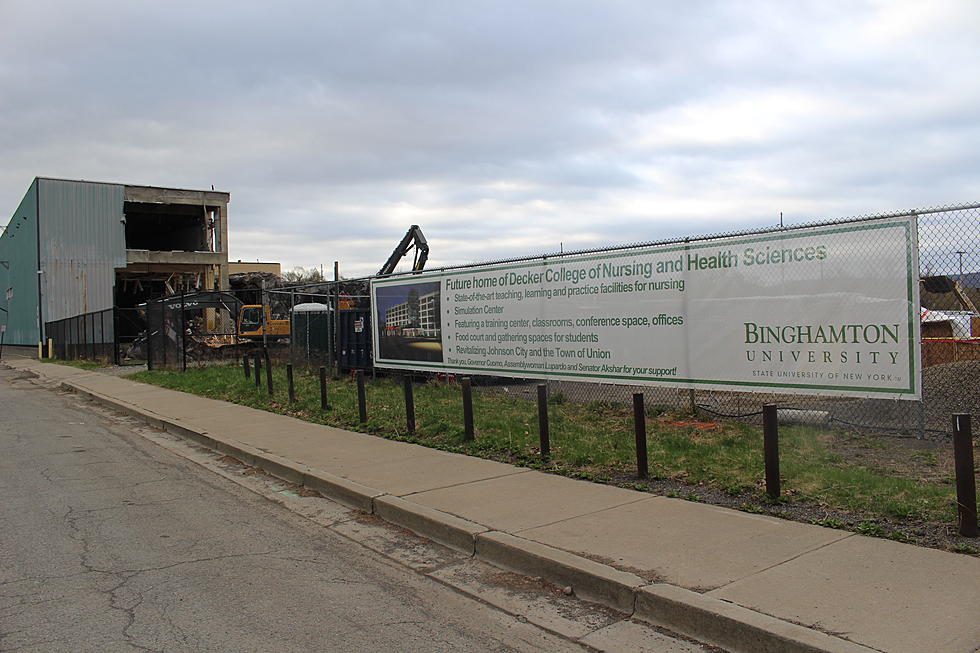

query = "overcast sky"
[{"left": 2, "top": 0, "right": 978, "bottom": 278}]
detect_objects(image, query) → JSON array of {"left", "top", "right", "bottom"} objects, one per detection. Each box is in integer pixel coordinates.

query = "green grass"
[
  {"left": 42, "top": 358, "right": 104, "bottom": 370},
  {"left": 131, "top": 364, "right": 960, "bottom": 528}
]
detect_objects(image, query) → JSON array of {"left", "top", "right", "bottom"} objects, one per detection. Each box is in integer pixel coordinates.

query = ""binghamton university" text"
[{"left": 744, "top": 321, "right": 903, "bottom": 366}]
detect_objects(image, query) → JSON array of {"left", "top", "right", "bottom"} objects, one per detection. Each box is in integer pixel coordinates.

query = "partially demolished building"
[{"left": 0, "top": 177, "right": 230, "bottom": 345}]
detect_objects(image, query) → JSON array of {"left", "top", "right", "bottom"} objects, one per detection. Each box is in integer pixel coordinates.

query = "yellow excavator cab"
[{"left": 237, "top": 304, "right": 290, "bottom": 340}]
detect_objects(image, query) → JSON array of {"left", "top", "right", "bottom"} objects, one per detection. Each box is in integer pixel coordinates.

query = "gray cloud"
[{"left": 2, "top": 0, "right": 978, "bottom": 277}]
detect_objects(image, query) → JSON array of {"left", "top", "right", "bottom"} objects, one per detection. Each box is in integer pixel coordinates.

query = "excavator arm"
[{"left": 378, "top": 225, "right": 429, "bottom": 276}]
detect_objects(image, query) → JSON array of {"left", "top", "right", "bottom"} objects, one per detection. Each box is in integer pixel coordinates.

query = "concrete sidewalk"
[{"left": 7, "top": 359, "right": 979, "bottom": 653}]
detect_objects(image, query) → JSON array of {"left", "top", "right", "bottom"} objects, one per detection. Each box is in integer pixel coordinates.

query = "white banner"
[{"left": 372, "top": 217, "right": 920, "bottom": 399}]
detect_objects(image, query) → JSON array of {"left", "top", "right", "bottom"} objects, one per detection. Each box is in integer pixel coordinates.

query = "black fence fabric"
[{"left": 45, "top": 308, "right": 116, "bottom": 363}]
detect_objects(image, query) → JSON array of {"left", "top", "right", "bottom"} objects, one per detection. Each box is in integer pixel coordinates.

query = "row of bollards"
[
  {"left": 242, "top": 358, "right": 978, "bottom": 538},
  {"left": 243, "top": 352, "right": 332, "bottom": 410}
]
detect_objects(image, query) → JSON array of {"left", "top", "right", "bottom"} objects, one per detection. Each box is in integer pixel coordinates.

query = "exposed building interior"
[
  {"left": 124, "top": 201, "right": 219, "bottom": 252},
  {"left": 114, "top": 185, "right": 230, "bottom": 342}
]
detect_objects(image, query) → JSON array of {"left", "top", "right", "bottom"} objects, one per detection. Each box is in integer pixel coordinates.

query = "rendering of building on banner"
[
  {"left": 0, "top": 177, "right": 230, "bottom": 345},
  {"left": 375, "top": 281, "right": 443, "bottom": 362}
]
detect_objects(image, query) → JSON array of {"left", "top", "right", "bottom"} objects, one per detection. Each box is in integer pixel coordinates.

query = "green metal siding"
[
  {"left": 0, "top": 180, "right": 40, "bottom": 344},
  {"left": 38, "top": 179, "right": 125, "bottom": 323}
]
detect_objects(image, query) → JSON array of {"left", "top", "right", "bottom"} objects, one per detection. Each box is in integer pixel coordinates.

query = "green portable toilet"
[{"left": 291, "top": 302, "right": 332, "bottom": 366}]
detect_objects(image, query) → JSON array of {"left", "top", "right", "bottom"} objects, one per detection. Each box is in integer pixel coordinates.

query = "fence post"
[
  {"left": 243, "top": 355, "right": 251, "bottom": 379},
  {"left": 326, "top": 292, "right": 334, "bottom": 377},
  {"left": 404, "top": 375, "right": 416, "bottom": 435},
  {"left": 333, "top": 269, "right": 341, "bottom": 377},
  {"left": 290, "top": 288, "right": 296, "bottom": 363},
  {"left": 633, "top": 393, "right": 648, "bottom": 479},
  {"left": 180, "top": 291, "right": 187, "bottom": 373},
  {"left": 462, "top": 377, "right": 474, "bottom": 441},
  {"left": 264, "top": 347, "right": 273, "bottom": 395},
  {"left": 319, "top": 365, "right": 329, "bottom": 410},
  {"left": 287, "top": 364, "right": 296, "bottom": 403},
  {"left": 763, "top": 404, "right": 780, "bottom": 500},
  {"left": 952, "top": 414, "right": 977, "bottom": 537},
  {"left": 356, "top": 369, "right": 367, "bottom": 423},
  {"left": 146, "top": 321, "right": 154, "bottom": 371},
  {"left": 537, "top": 383, "right": 550, "bottom": 458},
  {"left": 254, "top": 351, "right": 262, "bottom": 388},
  {"left": 113, "top": 307, "right": 121, "bottom": 366}
]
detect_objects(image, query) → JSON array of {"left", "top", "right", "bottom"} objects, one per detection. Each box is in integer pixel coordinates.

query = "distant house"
[{"left": 0, "top": 177, "right": 230, "bottom": 345}]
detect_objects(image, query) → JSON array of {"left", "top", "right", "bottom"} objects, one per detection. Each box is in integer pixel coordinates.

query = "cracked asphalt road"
[{"left": 0, "top": 367, "right": 588, "bottom": 653}]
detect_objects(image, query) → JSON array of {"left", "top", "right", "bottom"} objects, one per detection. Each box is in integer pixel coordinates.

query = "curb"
[
  {"left": 303, "top": 469, "right": 383, "bottom": 513},
  {"left": 24, "top": 364, "right": 878, "bottom": 653},
  {"left": 375, "top": 495, "right": 488, "bottom": 555},
  {"left": 636, "top": 584, "right": 877, "bottom": 653},
  {"left": 475, "top": 530, "right": 642, "bottom": 614}
]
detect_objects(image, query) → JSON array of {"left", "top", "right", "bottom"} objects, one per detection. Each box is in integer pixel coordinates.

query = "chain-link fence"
[
  {"left": 140, "top": 286, "right": 369, "bottom": 372},
  {"left": 56, "top": 202, "right": 978, "bottom": 439},
  {"left": 376, "top": 202, "right": 978, "bottom": 440}
]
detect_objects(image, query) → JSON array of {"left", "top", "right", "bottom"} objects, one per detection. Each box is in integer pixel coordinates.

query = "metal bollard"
[
  {"left": 319, "top": 366, "right": 329, "bottom": 410},
  {"left": 763, "top": 404, "right": 780, "bottom": 500},
  {"left": 404, "top": 376, "right": 416, "bottom": 435},
  {"left": 462, "top": 377, "right": 474, "bottom": 441},
  {"left": 356, "top": 370, "right": 367, "bottom": 423},
  {"left": 633, "top": 393, "right": 648, "bottom": 479},
  {"left": 264, "top": 348, "right": 273, "bottom": 396},
  {"left": 952, "top": 414, "right": 977, "bottom": 537},
  {"left": 537, "top": 383, "right": 550, "bottom": 459}
]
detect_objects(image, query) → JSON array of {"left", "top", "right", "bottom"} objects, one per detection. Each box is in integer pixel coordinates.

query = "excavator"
[{"left": 236, "top": 225, "right": 429, "bottom": 339}]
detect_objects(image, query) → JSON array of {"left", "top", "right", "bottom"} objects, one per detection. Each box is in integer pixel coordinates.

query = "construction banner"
[{"left": 371, "top": 216, "right": 921, "bottom": 399}]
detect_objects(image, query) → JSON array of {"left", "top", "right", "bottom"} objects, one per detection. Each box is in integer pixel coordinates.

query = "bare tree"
[{"left": 282, "top": 266, "right": 324, "bottom": 284}]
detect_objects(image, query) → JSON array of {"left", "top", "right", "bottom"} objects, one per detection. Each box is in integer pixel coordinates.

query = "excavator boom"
[{"left": 378, "top": 225, "right": 429, "bottom": 276}]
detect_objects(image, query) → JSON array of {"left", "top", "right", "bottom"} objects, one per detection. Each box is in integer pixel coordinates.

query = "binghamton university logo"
[{"left": 744, "top": 322, "right": 903, "bottom": 366}]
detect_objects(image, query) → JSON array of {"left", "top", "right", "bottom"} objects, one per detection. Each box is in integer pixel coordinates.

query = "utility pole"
[{"left": 955, "top": 250, "right": 966, "bottom": 287}]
